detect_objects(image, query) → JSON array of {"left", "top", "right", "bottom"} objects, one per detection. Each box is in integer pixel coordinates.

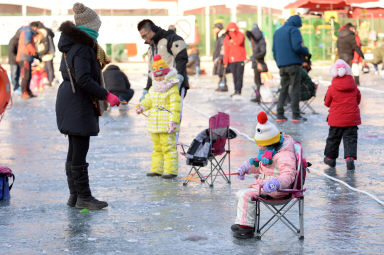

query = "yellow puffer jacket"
[{"left": 140, "top": 69, "right": 181, "bottom": 133}]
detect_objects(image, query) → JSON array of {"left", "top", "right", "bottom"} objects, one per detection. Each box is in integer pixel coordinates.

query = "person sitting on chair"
[{"left": 231, "top": 111, "right": 297, "bottom": 239}]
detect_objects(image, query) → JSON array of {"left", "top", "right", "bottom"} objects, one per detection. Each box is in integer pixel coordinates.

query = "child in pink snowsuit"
[{"left": 231, "top": 111, "right": 297, "bottom": 239}]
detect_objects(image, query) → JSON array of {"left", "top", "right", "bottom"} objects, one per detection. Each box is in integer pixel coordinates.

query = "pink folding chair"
[
  {"left": 253, "top": 141, "right": 310, "bottom": 240},
  {"left": 180, "top": 112, "right": 236, "bottom": 187}
]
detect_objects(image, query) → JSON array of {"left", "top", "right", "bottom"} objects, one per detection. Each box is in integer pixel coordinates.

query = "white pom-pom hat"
[
  {"left": 254, "top": 111, "right": 281, "bottom": 146},
  {"left": 330, "top": 59, "right": 352, "bottom": 78}
]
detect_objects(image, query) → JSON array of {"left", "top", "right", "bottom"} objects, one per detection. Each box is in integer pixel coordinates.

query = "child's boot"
[
  {"left": 346, "top": 157, "right": 355, "bottom": 170},
  {"left": 324, "top": 157, "right": 336, "bottom": 168},
  {"left": 232, "top": 225, "right": 254, "bottom": 239}
]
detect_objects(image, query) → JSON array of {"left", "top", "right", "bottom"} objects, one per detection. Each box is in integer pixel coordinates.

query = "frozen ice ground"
[{"left": 0, "top": 62, "right": 384, "bottom": 255}]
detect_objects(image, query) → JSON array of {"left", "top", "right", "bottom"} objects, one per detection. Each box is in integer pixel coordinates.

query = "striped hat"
[{"left": 254, "top": 111, "right": 280, "bottom": 146}]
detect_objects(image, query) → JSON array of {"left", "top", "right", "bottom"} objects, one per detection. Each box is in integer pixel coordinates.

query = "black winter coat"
[
  {"left": 337, "top": 28, "right": 364, "bottom": 64},
  {"left": 103, "top": 65, "right": 134, "bottom": 102},
  {"left": 8, "top": 28, "right": 22, "bottom": 65},
  {"left": 213, "top": 30, "right": 226, "bottom": 75},
  {"left": 145, "top": 28, "right": 189, "bottom": 94},
  {"left": 246, "top": 25, "right": 266, "bottom": 70},
  {"left": 55, "top": 21, "right": 108, "bottom": 136}
]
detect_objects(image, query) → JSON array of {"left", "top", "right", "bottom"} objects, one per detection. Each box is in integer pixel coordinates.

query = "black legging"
[{"left": 66, "top": 135, "right": 90, "bottom": 165}]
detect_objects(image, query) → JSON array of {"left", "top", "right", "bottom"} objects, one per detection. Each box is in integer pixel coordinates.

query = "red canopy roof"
[{"left": 285, "top": 0, "right": 379, "bottom": 10}]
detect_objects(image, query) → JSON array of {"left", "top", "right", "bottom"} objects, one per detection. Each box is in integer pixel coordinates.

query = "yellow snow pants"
[{"left": 150, "top": 133, "right": 178, "bottom": 175}]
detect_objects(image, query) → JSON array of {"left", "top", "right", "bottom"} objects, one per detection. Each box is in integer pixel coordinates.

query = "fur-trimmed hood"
[{"left": 58, "top": 21, "right": 96, "bottom": 53}]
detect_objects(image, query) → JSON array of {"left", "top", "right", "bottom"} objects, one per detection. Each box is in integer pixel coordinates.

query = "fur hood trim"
[{"left": 59, "top": 21, "right": 95, "bottom": 48}]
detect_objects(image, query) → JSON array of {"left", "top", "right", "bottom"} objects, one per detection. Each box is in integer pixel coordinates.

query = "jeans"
[
  {"left": 10, "top": 64, "right": 20, "bottom": 91},
  {"left": 277, "top": 64, "right": 301, "bottom": 117},
  {"left": 44, "top": 60, "right": 55, "bottom": 83},
  {"left": 19, "top": 61, "right": 32, "bottom": 95}
]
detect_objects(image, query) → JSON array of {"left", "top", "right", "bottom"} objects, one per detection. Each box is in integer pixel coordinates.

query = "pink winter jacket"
[{"left": 249, "top": 134, "right": 297, "bottom": 198}]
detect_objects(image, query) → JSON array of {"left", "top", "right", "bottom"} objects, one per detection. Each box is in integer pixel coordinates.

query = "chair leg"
[
  {"left": 299, "top": 198, "right": 304, "bottom": 239},
  {"left": 255, "top": 200, "right": 261, "bottom": 240}
]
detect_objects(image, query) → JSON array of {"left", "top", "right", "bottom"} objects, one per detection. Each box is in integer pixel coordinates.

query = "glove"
[
  {"left": 177, "top": 74, "right": 184, "bottom": 90},
  {"left": 136, "top": 105, "right": 144, "bottom": 114},
  {"left": 140, "top": 89, "right": 148, "bottom": 102},
  {"left": 262, "top": 178, "right": 280, "bottom": 193},
  {"left": 237, "top": 161, "right": 252, "bottom": 180},
  {"left": 105, "top": 91, "right": 120, "bottom": 107},
  {"left": 167, "top": 122, "right": 177, "bottom": 133}
]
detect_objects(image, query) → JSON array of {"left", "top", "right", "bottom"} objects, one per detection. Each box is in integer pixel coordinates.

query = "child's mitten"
[
  {"left": 237, "top": 161, "right": 251, "bottom": 180},
  {"left": 136, "top": 105, "right": 144, "bottom": 114},
  {"left": 262, "top": 178, "right": 280, "bottom": 193},
  {"left": 167, "top": 122, "right": 177, "bottom": 133}
]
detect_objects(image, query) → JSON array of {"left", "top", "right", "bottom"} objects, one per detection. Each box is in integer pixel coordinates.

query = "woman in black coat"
[
  {"left": 56, "top": 3, "right": 120, "bottom": 210},
  {"left": 103, "top": 65, "right": 134, "bottom": 103},
  {"left": 246, "top": 24, "right": 267, "bottom": 103}
]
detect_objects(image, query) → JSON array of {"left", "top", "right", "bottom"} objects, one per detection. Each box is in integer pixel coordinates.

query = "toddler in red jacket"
[{"left": 324, "top": 59, "right": 361, "bottom": 170}]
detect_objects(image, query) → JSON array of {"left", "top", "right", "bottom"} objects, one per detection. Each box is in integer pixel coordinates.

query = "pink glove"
[
  {"left": 136, "top": 105, "right": 144, "bottom": 114},
  {"left": 167, "top": 122, "right": 177, "bottom": 133},
  {"left": 105, "top": 91, "right": 120, "bottom": 107},
  {"left": 237, "top": 161, "right": 251, "bottom": 180}
]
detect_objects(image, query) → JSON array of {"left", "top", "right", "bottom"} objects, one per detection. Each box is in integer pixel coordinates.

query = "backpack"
[
  {"left": 0, "top": 166, "right": 14, "bottom": 201},
  {"left": 0, "top": 64, "right": 12, "bottom": 120}
]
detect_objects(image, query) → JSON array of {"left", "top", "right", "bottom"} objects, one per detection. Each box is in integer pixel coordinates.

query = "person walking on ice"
[
  {"left": 136, "top": 54, "right": 181, "bottom": 179},
  {"left": 231, "top": 111, "right": 297, "bottom": 239},
  {"left": 324, "top": 59, "right": 361, "bottom": 170}
]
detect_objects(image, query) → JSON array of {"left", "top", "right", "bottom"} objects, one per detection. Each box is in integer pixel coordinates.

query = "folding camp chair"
[
  {"left": 253, "top": 141, "right": 310, "bottom": 240},
  {"left": 179, "top": 112, "right": 237, "bottom": 187},
  {"left": 258, "top": 88, "right": 280, "bottom": 121},
  {"left": 300, "top": 83, "right": 318, "bottom": 115}
]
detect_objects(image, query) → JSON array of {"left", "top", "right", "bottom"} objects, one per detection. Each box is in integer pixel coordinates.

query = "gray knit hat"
[{"left": 73, "top": 2, "right": 101, "bottom": 32}]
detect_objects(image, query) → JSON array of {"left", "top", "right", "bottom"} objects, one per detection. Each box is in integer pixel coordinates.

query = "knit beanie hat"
[
  {"left": 330, "top": 59, "right": 352, "bottom": 78},
  {"left": 152, "top": 54, "right": 170, "bottom": 77},
  {"left": 73, "top": 3, "right": 101, "bottom": 32},
  {"left": 254, "top": 111, "right": 281, "bottom": 146}
]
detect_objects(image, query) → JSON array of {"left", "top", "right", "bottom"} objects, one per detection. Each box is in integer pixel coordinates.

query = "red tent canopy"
[{"left": 285, "top": 0, "right": 379, "bottom": 10}]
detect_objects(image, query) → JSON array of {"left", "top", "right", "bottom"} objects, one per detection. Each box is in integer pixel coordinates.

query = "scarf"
[
  {"left": 77, "top": 26, "right": 99, "bottom": 42},
  {"left": 250, "top": 134, "right": 284, "bottom": 167},
  {"left": 96, "top": 43, "right": 110, "bottom": 70}
]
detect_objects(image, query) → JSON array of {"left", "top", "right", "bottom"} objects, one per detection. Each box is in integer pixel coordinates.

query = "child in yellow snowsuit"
[{"left": 136, "top": 54, "right": 181, "bottom": 179}]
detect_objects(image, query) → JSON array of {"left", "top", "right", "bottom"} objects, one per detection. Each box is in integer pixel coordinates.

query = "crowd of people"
[{"left": 0, "top": 2, "right": 371, "bottom": 241}]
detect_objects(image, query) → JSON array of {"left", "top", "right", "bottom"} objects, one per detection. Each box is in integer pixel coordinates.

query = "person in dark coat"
[
  {"left": 103, "top": 64, "right": 134, "bottom": 103},
  {"left": 246, "top": 24, "right": 267, "bottom": 103},
  {"left": 273, "top": 15, "right": 309, "bottom": 122},
  {"left": 56, "top": 3, "right": 120, "bottom": 210},
  {"left": 324, "top": 59, "right": 361, "bottom": 170},
  {"left": 212, "top": 22, "right": 228, "bottom": 92},
  {"left": 8, "top": 27, "right": 22, "bottom": 92},
  {"left": 337, "top": 23, "right": 364, "bottom": 67},
  {"left": 35, "top": 21, "right": 56, "bottom": 86}
]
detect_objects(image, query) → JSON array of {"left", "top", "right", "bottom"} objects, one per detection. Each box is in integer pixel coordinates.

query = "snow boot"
[
  {"left": 324, "top": 157, "right": 336, "bottom": 168},
  {"left": 346, "top": 157, "right": 355, "bottom": 170},
  {"left": 65, "top": 161, "right": 77, "bottom": 207},
  {"left": 71, "top": 164, "right": 108, "bottom": 210},
  {"left": 232, "top": 225, "right": 254, "bottom": 239},
  {"left": 231, "top": 224, "right": 240, "bottom": 232}
]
